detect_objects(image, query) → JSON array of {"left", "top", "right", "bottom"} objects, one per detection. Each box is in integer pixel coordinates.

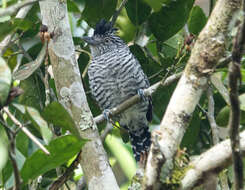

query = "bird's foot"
[
  {"left": 103, "top": 109, "right": 111, "bottom": 121},
  {"left": 139, "top": 151, "right": 148, "bottom": 168},
  {"left": 137, "top": 89, "right": 146, "bottom": 101}
]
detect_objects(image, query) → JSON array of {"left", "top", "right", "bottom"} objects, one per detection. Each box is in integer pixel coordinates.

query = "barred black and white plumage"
[{"left": 84, "top": 19, "right": 152, "bottom": 162}]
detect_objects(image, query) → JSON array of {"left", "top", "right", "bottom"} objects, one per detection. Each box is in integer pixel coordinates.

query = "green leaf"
[
  {"left": 82, "top": 0, "right": 117, "bottom": 26},
  {"left": 240, "top": 94, "right": 245, "bottom": 111},
  {"left": 216, "top": 94, "right": 245, "bottom": 126},
  {"left": 0, "top": 18, "right": 33, "bottom": 41},
  {"left": 149, "top": 0, "right": 194, "bottom": 41},
  {"left": 42, "top": 102, "right": 81, "bottom": 139},
  {"left": 105, "top": 135, "right": 136, "bottom": 179},
  {"left": 181, "top": 109, "right": 201, "bottom": 149},
  {"left": 13, "top": 42, "right": 47, "bottom": 80},
  {"left": 188, "top": 6, "right": 207, "bottom": 35},
  {"left": 0, "top": 138, "right": 8, "bottom": 171},
  {"left": 16, "top": 131, "right": 29, "bottom": 157},
  {"left": 161, "top": 33, "right": 184, "bottom": 58},
  {"left": 13, "top": 18, "right": 32, "bottom": 31},
  {"left": 0, "top": 56, "right": 11, "bottom": 106},
  {"left": 26, "top": 107, "right": 52, "bottom": 144},
  {"left": 3, "top": 48, "right": 17, "bottom": 71},
  {"left": 143, "top": 0, "right": 171, "bottom": 12},
  {"left": 125, "top": 0, "right": 151, "bottom": 26},
  {"left": 21, "top": 135, "right": 87, "bottom": 183},
  {"left": 19, "top": 75, "right": 45, "bottom": 112},
  {"left": 67, "top": 0, "right": 80, "bottom": 12},
  {"left": 0, "top": 21, "right": 15, "bottom": 41}
]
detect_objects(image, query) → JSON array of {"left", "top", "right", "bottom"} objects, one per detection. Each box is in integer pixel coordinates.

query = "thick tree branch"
[
  {"left": 228, "top": 5, "right": 245, "bottom": 189},
  {"left": 0, "top": 0, "right": 39, "bottom": 17},
  {"left": 39, "top": 1, "right": 119, "bottom": 189},
  {"left": 180, "top": 130, "right": 245, "bottom": 190},
  {"left": 94, "top": 72, "right": 182, "bottom": 124},
  {"left": 143, "top": 0, "right": 242, "bottom": 189}
]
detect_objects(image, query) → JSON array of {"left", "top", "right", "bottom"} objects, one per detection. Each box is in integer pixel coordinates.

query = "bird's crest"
[{"left": 94, "top": 19, "right": 117, "bottom": 36}]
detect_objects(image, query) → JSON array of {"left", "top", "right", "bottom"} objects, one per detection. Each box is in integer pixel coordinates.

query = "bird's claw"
[
  {"left": 137, "top": 89, "right": 146, "bottom": 101},
  {"left": 103, "top": 109, "right": 111, "bottom": 121}
]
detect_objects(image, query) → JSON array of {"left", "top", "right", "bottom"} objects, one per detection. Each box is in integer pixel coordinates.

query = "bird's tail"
[{"left": 129, "top": 126, "right": 151, "bottom": 162}]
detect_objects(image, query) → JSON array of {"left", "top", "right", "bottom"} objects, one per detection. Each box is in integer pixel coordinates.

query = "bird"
[{"left": 83, "top": 19, "right": 152, "bottom": 162}]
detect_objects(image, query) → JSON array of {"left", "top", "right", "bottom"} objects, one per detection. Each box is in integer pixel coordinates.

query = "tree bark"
[
  {"left": 181, "top": 130, "right": 245, "bottom": 190},
  {"left": 39, "top": 1, "right": 119, "bottom": 189},
  {"left": 143, "top": 0, "right": 242, "bottom": 189}
]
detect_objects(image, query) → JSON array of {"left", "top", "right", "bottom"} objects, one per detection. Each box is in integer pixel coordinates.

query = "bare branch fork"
[
  {"left": 228, "top": 2, "right": 245, "bottom": 188},
  {"left": 180, "top": 129, "right": 245, "bottom": 190},
  {"left": 3, "top": 107, "right": 50, "bottom": 155}
]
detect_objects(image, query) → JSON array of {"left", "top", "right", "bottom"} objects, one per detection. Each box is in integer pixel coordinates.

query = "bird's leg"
[
  {"left": 103, "top": 109, "right": 111, "bottom": 121},
  {"left": 137, "top": 89, "right": 147, "bottom": 101}
]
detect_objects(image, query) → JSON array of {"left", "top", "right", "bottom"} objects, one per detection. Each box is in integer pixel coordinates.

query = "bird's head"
[{"left": 82, "top": 19, "right": 124, "bottom": 57}]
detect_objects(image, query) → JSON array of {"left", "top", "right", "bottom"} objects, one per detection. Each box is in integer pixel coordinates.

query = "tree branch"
[
  {"left": 94, "top": 72, "right": 182, "bottom": 124},
  {"left": 207, "top": 86, "right": 219, "bottom": 145},
  {"left": 228, "top": 4, "right": 245, "bottom": 189},
  {"left": 49, "top": 152, "right": 82, "bottom": 190},
  {"left": 111, "top": 0, "right": 128, "bottom": 26},
  {"left": 0, "top": 0, "right": 40, "bottom": 17},
  {"left": 39, "top": 1, "right": 120, "bottom": 189},
  {"left": 180, "top": 130, "right": 245, "bottom": 190},
  {"left": 3, "top": 107, "right": 50, "bottom": 155},
  {"left": 143, "top": 0, "right": 242, "bottom": 189},
  {"left": 0, "top": 116, "right": 21, "bottom": 190}
]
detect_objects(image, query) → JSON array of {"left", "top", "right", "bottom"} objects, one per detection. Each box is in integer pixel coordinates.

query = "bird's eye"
[{"left": 105, "top": 38, "right": 110, "bottom": 43}]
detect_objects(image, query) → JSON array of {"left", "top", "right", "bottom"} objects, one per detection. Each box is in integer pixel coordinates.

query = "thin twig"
[
  {"left": 206, "top": 87, "right": 219, "bottom": 190},
  {"left": 0, "top": 115, "right": 21, "bottom": 189},
  {"left": 111, "top": 0, "right": 128, "bottom": 26},
  {"left": 0, "top": 0, "right": 40, "bottom": 17},
  {"left": 49, "top": 152, "right": 82, "bottom": 190},
  {"left": 94, "top": 72, "right": 182, "bottom": 124},
  {"left": 7, "top": 131, "right": 22, "bottom": 190},
  {"left": 17, "top": 41, "right": 32, "bottom": 62},
  {"left": 207, "top": 86, "right": 219, "bottom": 145},
  {"left": 3, "top": 107, "right": 50, "bottom": 155},
  {"left": 75, "top": 48, "right": 92, "bottom": 79},
  {"left": 101, "top": 123, "right": 113, "bottom": 142},
  {"left": 228, "top": 7, "right": 245, "bottom": 189},
  {"left": 143, "top": 46, "right": 160, "bottom": 65},
  {"left": 210, "top": 74, "right": 230, "bottom": 105},
  {"left": 44, "top": 43, "right": 50, "bottom": 106}
]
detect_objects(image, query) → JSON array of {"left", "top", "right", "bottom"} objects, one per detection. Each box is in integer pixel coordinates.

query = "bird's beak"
[{"left": 82, "top": 36, "right": 98, "bottom": 45}]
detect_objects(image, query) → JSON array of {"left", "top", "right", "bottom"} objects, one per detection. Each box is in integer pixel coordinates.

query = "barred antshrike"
[{"left": 83, "top": 19, "right": 152, "bottom": 162}]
